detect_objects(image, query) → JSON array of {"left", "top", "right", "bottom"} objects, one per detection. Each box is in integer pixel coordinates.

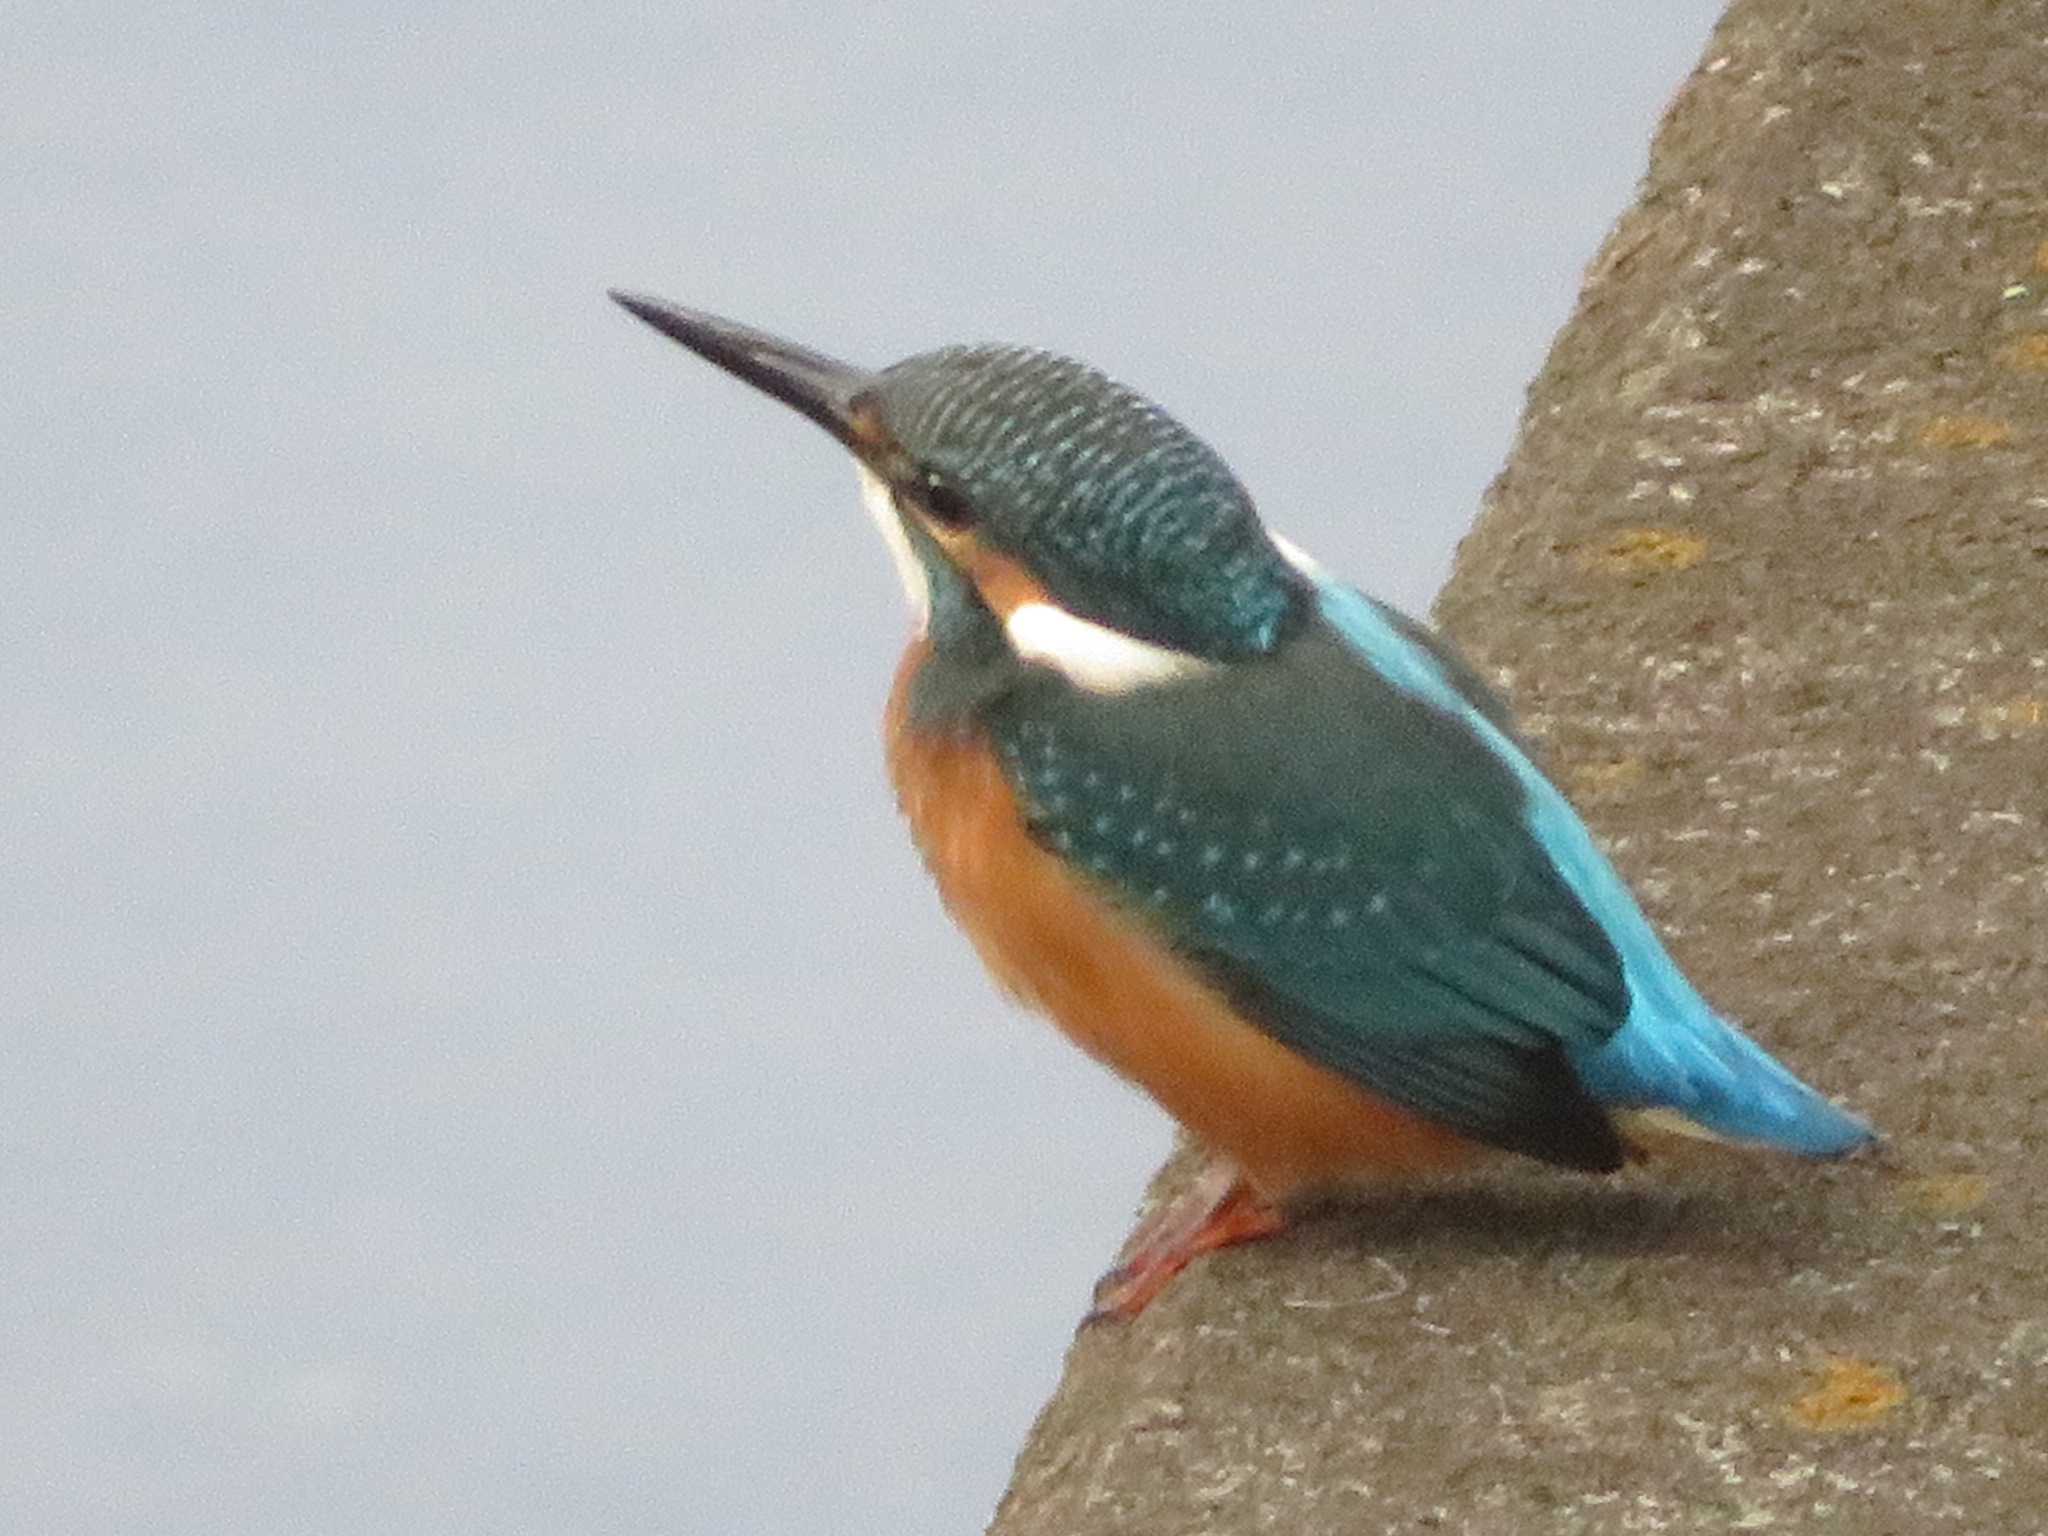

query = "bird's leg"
[{"left": 1086, "top": 1157, "right": 1286, "bottom": 1324}]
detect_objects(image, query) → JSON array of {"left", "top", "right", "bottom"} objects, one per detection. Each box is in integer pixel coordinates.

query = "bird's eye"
[{"left": 920, "top": 473, "right": 976, "bottom": 530}]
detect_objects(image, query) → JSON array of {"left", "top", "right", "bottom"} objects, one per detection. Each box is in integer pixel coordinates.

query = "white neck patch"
[
  {"left": 1005, "top": 602, "right": 1213, "bottom": 694},
  {"left": 1269, "top": 531, "right": 1324, "bottom": 579},
  {"left": 856, "top": 465, "right": 930, "bottom": 628}
]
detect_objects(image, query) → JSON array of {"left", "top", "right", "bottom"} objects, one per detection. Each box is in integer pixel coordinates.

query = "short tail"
[{"left": 1574, "top": 1001, "right": 1875, "bottom": 1158}]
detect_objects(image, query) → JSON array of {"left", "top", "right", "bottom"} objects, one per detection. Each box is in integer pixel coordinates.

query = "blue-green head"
[{"left": 611, "top": 292, "right": 1306, "bottom": 666}]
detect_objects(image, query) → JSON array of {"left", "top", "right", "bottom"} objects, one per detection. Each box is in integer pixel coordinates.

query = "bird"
[{"left": 610, "top": 290, "right": 1877, "bottom": 1320}]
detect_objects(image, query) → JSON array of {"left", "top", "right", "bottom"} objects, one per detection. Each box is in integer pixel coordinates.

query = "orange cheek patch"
[
  {"left": 882, "top": 640, "right": 1482, "bottom": 1195},
  {"left": 932, "top": 531, "right": 1053, "bottom": 620}
]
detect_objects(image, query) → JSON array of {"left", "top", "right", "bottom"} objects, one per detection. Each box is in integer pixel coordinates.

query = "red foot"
[{"left": 1086, "top": 1161, "right": 1287, "bottom": 1324}]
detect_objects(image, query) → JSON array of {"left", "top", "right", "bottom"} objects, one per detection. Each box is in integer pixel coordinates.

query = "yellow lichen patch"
[
  {"left": 1578, "top": 528, "right": 1708, "bottom": 575},
  {"left": 1898, "top": 1172, "right": 1991, "bottom": 1215},
  {"left": 1567, "top": 756, "right": 1647, "bottom": 801},
  {"left": 1788, "top": 1358, "right": 1908, "bottom": 1431},
  {"left": 2004, "top": 334, "right": 2048, "bottom": 372},
  {"left": 1976, "top": 696, "right": 2048, "bottom": 732},
  {"left": 1920, "top": 414, "right": 2014, "bottom": 449}
]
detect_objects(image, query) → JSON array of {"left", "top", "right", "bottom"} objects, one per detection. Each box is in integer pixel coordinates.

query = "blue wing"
[
  {"left": 989, "top": 614, "right": 1637, "bottom": 1168},
  {"left": 983, "top": 559, "right": 1872, "bottom": 1167}
]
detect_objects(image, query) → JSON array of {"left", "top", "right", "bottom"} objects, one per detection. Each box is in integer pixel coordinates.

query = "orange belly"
[{"left": 883, "top": 641, "right": 1480, "bottom": 1196}]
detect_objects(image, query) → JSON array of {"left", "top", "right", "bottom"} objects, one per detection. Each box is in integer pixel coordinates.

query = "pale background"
[{"left": 8, "top": 5, "right": 1724, "bottom": 1531}]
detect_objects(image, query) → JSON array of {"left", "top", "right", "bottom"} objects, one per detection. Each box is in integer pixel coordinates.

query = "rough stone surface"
[{"left": 988, "top": 3, "right": 2048, "bottom": 1532}]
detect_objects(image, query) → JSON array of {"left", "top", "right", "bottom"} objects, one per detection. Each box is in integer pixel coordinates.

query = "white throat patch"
[
  {"left": 1005, "top": 602, "right": 1213, "bottom": 694},
  {"left": 856, "top": 465, "right": 930, "bottom": 628}
]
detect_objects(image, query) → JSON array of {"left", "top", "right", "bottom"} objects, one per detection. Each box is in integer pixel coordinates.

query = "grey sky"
[{"left": 9, "top": 5, "right": 1724, "bottom": 1531}]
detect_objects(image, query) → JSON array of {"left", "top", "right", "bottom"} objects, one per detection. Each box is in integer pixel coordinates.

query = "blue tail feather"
[{"left": 1304, "top": 566, "right": 1875, "bottom": 1158}]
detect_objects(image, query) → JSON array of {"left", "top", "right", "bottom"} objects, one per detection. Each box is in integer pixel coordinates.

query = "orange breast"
[{"left": 883, "top": 640, "right": 1481, "bottom": 1196}]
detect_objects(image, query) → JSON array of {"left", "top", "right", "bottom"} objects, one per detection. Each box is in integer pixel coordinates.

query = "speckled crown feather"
[{"left": 871, "top": 346, "right": 1302, "bottom": 659}]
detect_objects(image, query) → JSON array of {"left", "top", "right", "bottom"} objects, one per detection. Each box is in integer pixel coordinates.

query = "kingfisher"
[{"left": 611, "top": 291, "right": 1877, "bottom": 1320}]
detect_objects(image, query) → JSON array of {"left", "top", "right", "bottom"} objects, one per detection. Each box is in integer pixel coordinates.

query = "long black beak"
[{"left": 609, "top": 290, "right": 877, "bottom": 450}]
